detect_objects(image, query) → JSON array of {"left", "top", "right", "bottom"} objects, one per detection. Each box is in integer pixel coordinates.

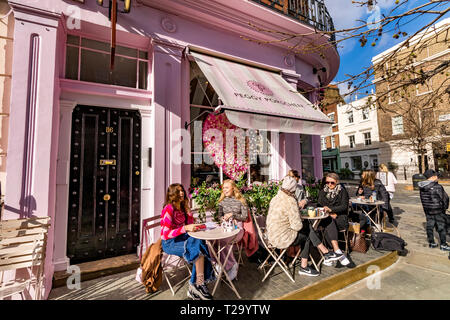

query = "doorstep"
[
  {"left": 52, "top": 254, "right": 140, "bottom": 288},
  {"left": 277, "top": 251, "right": 398, "bottom": 300}
]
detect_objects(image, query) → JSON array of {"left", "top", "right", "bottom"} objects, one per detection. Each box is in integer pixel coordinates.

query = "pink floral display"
[{"left": 202, "top": 113, "right": 249, "bottom": 180}]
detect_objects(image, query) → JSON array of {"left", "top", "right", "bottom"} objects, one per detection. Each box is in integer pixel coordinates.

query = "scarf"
[
  {"left": 281, "top": 188, "right": 296, "bottom": 199},
  {"left": 324, "top": 183, "right": 342, "bottom": 200}
]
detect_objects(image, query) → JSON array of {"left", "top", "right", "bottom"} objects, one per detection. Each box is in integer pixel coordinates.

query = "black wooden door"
[{"left": 67, "top": 105, "right": 141, "bottom": 264}]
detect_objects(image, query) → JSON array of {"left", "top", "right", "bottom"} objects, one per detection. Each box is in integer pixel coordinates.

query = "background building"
[
  {"left": 372, "top": 18, "right": 450, "bottom": 181},
  {"left": 320, "top": 84, "right": 344, "bottom": 173},
  {"left": 338, "top": 94, "right": 380, "bottom": 179}
]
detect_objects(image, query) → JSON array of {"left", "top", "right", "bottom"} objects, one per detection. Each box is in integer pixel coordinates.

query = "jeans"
[
  {"left": 161, "top": 233, "right": 215, "bottom": 284},
  {"left": 320, "top": 215, "right": 348, "bottom": 246}
]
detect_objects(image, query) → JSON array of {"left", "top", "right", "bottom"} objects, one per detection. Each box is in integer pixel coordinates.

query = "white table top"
[
  {"left": 350, "top": 197, "right": 385, "bottom": 205},
  {"left": 188, "top": 226, "right": 240, "bottom": 241},
  {"left": 301, "top": 213, "right": 329, "bottom": 220}
]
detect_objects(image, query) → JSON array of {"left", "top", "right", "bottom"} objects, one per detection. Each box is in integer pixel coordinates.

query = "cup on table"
[{"left": 307, "top": 207, "right": 316, "bottom": 217}]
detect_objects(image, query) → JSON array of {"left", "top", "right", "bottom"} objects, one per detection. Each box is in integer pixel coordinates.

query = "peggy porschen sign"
[{"left": 231, "top": 80, "right": 305, "bottom": 109}]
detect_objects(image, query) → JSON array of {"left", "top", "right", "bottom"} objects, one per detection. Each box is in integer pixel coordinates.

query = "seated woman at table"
[
  {"left": 160, "top": 183, "right": 215, "bottom": 300},
  {"left": 360, "top": 170, "right": 391, "bottom": 223},
  {"left": 288, "top": 169, "right": 308, "bottom": 209},
  {"left": 317, "top": 172, "right": 353, "bottom": 267},
  {"left": 267, "top": 176, "right": 341, "bottom": 277},
  {"left": 350, "top": 186, "right": 370, "bottom": 231},
  {"left": 216, "top": 179, "right": 247, "bottom": 281}
]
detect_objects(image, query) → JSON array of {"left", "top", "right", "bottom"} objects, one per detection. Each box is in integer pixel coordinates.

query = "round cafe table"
[
  {"left": 188, "top": 225, "right": 242, "bottom": 299},
  {"left": 350, "top": 198, "right": 386, "bottom": 232},
  {"left": 291, "top": 213, "right": 329, "bottom": 271}
]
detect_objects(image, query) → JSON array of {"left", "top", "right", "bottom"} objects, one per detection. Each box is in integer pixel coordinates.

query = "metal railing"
[{"left": 251, "top": 0, "right": 336, "bottom": 43}]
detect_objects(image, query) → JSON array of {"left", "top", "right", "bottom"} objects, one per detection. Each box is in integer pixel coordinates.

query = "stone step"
[{"left": 52, "top": 254, "right": 140, "bottom": 288}]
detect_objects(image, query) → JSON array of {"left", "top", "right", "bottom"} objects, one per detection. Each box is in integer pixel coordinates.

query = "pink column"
[
  {"left": 4, "top": 3, "right": 61, "bottom": 299},
  {"left": 150, "top": 39, "right": 184, "bottom": 240},
  {"left": 281, "top": 71, "right": 302, "bottom": 176}
]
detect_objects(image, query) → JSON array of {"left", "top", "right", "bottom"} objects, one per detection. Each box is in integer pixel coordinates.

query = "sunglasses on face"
[{"left": 326, "top": 181, "right": 336, "bottom": 185}]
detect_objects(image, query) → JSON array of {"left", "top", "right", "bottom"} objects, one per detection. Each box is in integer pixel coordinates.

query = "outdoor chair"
[
  {"left": 139, "top": 216, "right": 192, "bottom": 296},
  {"left": 251, "top": 211, "right": 295, "bottom": 283},
  {"left": 0, "top": 216, "right": 51, "bottom": 300}
]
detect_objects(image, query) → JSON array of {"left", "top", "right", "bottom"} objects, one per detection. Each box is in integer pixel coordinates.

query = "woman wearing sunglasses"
[{"left": 317, "top": 172, "right": 353, "bottom": 267}]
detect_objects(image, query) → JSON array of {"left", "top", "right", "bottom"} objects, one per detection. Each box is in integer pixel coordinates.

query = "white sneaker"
[
  {"left": 339, "top": 254, "right": 350, "bottom": 266},
  {"left": 323, "top": 259, "right": 333, "bottom": 267}
]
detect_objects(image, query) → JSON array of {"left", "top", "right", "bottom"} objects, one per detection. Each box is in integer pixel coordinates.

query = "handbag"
[{"left": 350, "top": 231, "right": 368, "bottom": 253}]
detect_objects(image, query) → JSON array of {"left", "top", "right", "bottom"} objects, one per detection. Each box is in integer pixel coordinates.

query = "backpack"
[{"left": 371, "top": 232, "right": 408, "bottom": 256}]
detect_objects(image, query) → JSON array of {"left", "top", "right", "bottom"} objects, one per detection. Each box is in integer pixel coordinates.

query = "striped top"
[
  {"left": 160, "top": 204, "right": 194, "bottom": 240},
  {"left": 218, "top": 197, "right": 248, "bottom": 222}
]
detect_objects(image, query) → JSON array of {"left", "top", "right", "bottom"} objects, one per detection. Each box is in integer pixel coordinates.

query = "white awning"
[{"left": 190, "top": 51, "right": 332, "bottom": 135}]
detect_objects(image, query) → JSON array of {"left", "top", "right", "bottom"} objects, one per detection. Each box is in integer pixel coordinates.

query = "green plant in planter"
[
  {"left": 304, "top": 177, "right": 321, "bottom": 203},
  {"left": 242, "top": 181, "right": 280, "bottom": 216},
  {"left": 190, "top": 182, "right": 222, "bottom": 223}
]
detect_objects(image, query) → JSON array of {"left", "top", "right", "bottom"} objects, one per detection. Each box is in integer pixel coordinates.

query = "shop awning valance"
[{"left": 190, "top": 51, "right": 333, "bottom": 135}]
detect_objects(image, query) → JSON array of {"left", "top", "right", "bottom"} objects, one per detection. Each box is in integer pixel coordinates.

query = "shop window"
[
  {"left": 351, "top": 156, "right": 362, "bottom": 171},
  {"left": 65, "top": 35, "right": 149, "bottom": 89},
  {"left": 300, "top": 134, "right": 315, "bottom": 180}
]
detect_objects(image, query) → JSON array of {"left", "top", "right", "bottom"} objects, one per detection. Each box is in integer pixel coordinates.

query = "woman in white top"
[
  {"left": 376, "top": 164, "right": 397, "bottom": 223},
  {"left": 376, "top": 164, "right": 398, "bottom": 199}
]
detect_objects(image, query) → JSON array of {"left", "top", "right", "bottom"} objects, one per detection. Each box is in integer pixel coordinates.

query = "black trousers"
[
  {"left": 292, "top": 222, "right": 322, "bottom": 259},
  {"left": 320, "top": 215, "right": 348, "bottom": 247},
  {"left": 425, "top": 211, "right": 447, "bottom": 244}
]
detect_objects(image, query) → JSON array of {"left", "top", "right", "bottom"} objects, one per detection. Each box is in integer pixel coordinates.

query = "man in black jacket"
[{"left": 418, "top": 169, "right": 450, "bottom": 251}]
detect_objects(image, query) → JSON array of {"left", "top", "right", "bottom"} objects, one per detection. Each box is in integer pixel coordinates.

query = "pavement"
[
  {"left": 323, "top": 184, "right": 450, "bottom": 300},
  {"left": 48, "top": 184, "right": 450, "bottom": 300}
]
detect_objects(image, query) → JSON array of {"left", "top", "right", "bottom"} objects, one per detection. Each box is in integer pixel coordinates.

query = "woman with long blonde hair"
[{"left": 215, "top": 179, "right": 248, "bottom": 280}]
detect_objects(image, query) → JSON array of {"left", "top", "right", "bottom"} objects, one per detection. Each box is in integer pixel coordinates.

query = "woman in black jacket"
[
  {"left": 360, "top": 170, "right": 392, "bottom": 223},
  {"left": 317, "top": 172, "right": 353, "bottom": 267}
]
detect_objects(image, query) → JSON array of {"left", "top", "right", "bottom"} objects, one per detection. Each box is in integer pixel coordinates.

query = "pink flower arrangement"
[{"left": 202, "top": 113, "right": 249, "bottom": 180}]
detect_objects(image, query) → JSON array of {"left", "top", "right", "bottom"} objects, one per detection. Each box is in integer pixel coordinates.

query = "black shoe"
[
  {"left": 429, "top": 242, "right": 438, "bottom": 248},
  {"left": 298, "top": 266, "right": 320, "bottom": 277},
  {"left": 335, "top": 260, "right": 356, "bottom": 269},
  {"left": 324, "top": 251, "right": 343, "bottom": 263},
  {"left": 440, "top": 243, "right": 450, "bottom": 252},
  {"left": 190, "top": 283, "right": 213, "bottom": 300},
  {"left": 389, "top": 218, "right": 395, "bottom": 224}
]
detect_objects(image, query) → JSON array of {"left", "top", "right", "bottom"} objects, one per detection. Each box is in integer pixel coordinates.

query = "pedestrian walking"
[
  {"left": 376, "top": 163, "right": 398, "bottom": 200},
  {"left": 418, "top": 169, "right": 450, "bottom": 251}
]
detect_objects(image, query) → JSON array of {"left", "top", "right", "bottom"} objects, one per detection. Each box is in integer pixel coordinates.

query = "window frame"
[
  {"left": 392, "top": 115, "right": 404, "bottom": 135},
  {"left": 363, "top": 131, "right": 372, "bottom": 146},
  {"left": 65, "top": 34, "right": 150, "bottom": 90},
  {"left": 349, "top": 135, "right": 355, "bottom": 148}
]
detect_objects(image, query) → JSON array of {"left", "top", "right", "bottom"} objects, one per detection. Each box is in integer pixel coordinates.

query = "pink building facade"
[{"left": 3, "top": 0, "right": 339, "bottom": 299}]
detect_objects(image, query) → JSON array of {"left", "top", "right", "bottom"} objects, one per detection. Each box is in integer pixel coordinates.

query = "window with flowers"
[{"left": 189, "top": 62, "right": 272, "bottom": 188}]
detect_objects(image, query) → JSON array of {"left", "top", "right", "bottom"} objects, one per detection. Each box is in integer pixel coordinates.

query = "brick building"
[
  {"left": 320, "top": 85, "right": 344, "bottom": 173},
  {"left": 372, "top": 18, "right": 450, "bottom": 181}
]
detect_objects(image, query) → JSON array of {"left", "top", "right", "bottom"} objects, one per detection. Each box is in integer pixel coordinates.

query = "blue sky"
[{"left": 324, "top": 0, "right": 449, "bottom": 101}]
